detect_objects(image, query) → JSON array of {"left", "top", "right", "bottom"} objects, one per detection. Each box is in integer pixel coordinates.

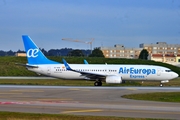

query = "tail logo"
[{"left": 27, "top": 49, "right": 39, "bottom": 58}]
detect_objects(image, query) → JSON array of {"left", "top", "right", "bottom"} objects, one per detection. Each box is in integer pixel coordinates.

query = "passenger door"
[{"left": 157, "top": 68, "right": 161, "bottom": 76}]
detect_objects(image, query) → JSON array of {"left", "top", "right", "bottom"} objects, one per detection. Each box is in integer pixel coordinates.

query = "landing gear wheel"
[
  {"left": 94, "top": 81, "right": 102, "bottom": 86},
  {"left": 160, "top": 83, "right": 163, "bottom": 87},
  {"left": 94, "top": 81, "right": 99, "bottom": 86},
  {"left": 99, "top": 81, "right": 102, "bottom": 86}
]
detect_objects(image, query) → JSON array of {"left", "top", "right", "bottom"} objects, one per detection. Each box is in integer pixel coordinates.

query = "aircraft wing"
[
  {"left": 62, "top": 59, "right": 106, "bottom": 79},
  {"left": 79, "top": 71, "right": 106, "bottom": 79}
]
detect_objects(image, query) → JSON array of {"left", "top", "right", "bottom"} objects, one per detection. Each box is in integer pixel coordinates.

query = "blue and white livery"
[{"left": 20, "top": 35, "right": 179, "bottom": 87}]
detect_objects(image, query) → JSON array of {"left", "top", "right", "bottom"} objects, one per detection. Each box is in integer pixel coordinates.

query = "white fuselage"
[{"left": 27, "top": 64, "right": 178, "bottom": 81}]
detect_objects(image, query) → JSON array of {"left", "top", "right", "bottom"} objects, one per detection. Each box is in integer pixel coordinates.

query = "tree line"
[
  {"left": 0, "top": 47, "right": 105, "bottom": 57},
  {"left": 0, "top": 47, "right": 149, "bottom": 59}
]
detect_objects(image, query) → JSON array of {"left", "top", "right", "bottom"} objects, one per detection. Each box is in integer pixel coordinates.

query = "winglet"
[
  {"left": 84, "top": 59, "right": 88, "bottom": 64},
  {"left": 62, "top": 59, "right": 72, "bottom": 70}
]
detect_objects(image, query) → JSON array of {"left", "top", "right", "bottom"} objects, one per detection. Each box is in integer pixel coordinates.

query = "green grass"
[
  {"left": 122, "top": 92, "right": 180, "bottom": 103},
  {"left": 0, "top": 79, "right": 140, "bottom": 86},
  {"left": 0, "top": 111, "right": 165, "bottom": 120},
  {"left": 0, "top": 78, "right": 179, "bottom": 86}
]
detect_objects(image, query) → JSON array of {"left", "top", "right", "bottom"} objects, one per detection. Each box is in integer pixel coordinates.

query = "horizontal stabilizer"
[{"left": 15, "top": 63, "right": 38, "bottom": 68}]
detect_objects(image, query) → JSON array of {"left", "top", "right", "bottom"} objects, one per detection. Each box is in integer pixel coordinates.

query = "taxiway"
[{"left": 0, "top": 85, "right": 180, "bottom": 119}]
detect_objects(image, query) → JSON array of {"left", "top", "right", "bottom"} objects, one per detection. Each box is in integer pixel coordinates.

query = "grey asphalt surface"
[{"left": 0, "top": 85, "right": 180, "bottom": 119}]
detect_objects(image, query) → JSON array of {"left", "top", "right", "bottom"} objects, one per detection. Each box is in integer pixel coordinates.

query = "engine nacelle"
[
  {"left": 161, "top": 80, "right": 169, "bottom": 83},
  {"left": 105, "top": 75, "right": 122, "bottom": 84}
]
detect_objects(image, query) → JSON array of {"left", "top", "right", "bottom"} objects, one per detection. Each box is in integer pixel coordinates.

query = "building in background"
[
  {"left": 100, "top": 44, "right": 143, "bottom": 59},
  {"left": 15, "top": 52, "right": 26, "bottom": 57},
  {"left": 100, "top": 42, "right": 180, "bottom": 67},
  {"left": 140, "top": 42, "right": 180, "bottom": 66},
  {"left": 139, "top": 42, "right": 180, "bottom": 55}
]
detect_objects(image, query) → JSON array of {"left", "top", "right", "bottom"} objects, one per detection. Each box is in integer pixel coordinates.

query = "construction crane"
[{"left": 62, "top": 38, "right": 94, "bottom": 53}]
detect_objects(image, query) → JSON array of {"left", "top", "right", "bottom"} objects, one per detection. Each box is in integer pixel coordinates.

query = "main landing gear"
[
  {"left": 94, "top": 81, "right": 102, "bottom": 86},
  {"left": 160, "top": 83, "right": 163, "bottom": 87}
]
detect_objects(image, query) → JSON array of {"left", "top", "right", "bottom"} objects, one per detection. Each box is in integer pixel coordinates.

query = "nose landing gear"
[{"left": 160, "top": 80, "right": 169, "bottom": 87}]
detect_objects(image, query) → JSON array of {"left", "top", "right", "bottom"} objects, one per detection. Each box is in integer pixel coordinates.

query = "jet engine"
[
  {"left": 105, "top": 75, "right": 122, "bottom": 84},
  {"left": 161, "top": 80, "right": 169, "bottom": 83}
]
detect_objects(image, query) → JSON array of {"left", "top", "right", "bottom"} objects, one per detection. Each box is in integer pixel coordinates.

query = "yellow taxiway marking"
[{"left": 61, "top": 109, "right": 103, "bottom": 114}]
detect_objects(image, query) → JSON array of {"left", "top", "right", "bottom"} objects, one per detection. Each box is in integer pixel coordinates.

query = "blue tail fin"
[{"left": 22, "top": 35, "right": 59, "bottom": 65}]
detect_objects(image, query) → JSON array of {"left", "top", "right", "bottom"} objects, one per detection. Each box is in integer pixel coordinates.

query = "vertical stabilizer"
[{"left": 22, "top": 35, "right": 59, "bottom": 65}]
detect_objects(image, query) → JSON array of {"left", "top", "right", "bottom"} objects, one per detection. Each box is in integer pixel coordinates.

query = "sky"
[{"left": 0, "top": 0, "right": 180, "bottom": 51}]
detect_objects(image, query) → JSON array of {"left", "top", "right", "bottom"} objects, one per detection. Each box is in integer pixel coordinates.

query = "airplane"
[{"left": 21, "top": 35, "right": 179, "bottom": 87}]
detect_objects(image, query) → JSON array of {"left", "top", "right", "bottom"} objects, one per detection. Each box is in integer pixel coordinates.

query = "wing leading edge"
[{"left": 62, "top": 59, "right": 106, "bottom": 79}]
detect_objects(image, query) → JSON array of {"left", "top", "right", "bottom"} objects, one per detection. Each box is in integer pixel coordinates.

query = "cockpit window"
[{"left": 165, "top": 70, "right": 172, "bottom": 72}]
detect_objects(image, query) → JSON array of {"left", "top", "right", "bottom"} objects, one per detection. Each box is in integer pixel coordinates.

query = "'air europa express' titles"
[{"left": 119, "top": 67, "right": 156, "bottom": 79}]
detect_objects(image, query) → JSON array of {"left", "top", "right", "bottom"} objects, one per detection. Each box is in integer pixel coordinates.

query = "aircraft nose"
[{"left": 172, "top": 72, "right": 179, "bottom": 79}]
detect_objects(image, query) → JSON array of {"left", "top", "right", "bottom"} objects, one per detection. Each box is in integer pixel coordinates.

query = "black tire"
[
  {"left": 94, "top": 82, "right": 99, "bottom": 86},
  {"left": 94, "top": 81, "right": 102, "bottom": 86},
  {"left": 122, "top": 80, "right": 126, "bottom": 84},
  {"left": 99, "top": 81, "right": 102, "bottom": 86}
]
